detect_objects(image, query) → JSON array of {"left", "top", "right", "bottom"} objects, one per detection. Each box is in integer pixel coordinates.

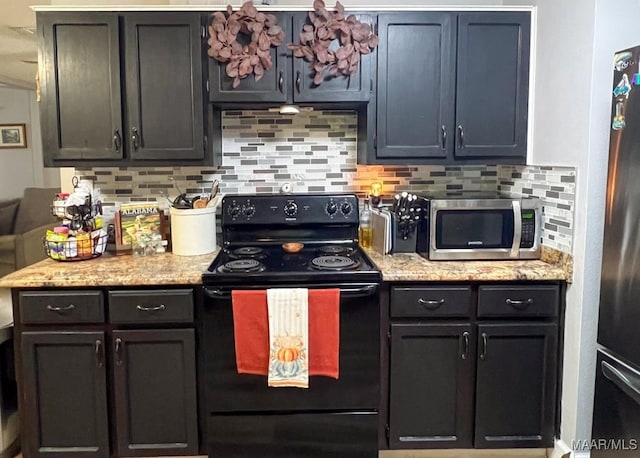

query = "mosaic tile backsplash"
[{"left": 74, "top": 110, "right": 576, "bottom": 254}]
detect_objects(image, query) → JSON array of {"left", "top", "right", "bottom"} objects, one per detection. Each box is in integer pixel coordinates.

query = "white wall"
[
  {"left": 0, "top": 86, "right": 59, "bottom": 199},
  {"left": 505, "top": 0, "right": 640, "bottom": 453},
  {"left": 506, "top": 0, "right": 600, "bottom": 449}
]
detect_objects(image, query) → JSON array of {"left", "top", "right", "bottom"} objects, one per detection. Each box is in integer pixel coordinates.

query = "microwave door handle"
[{"left": 511, "top": 200, "right": 522, "bottom": 258}]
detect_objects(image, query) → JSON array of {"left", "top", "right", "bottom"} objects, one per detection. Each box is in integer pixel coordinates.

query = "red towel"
[{"left": 232, "top": 289, "right": 340, "bottom": 379}]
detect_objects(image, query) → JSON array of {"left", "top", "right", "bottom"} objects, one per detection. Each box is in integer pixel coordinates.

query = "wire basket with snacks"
[
  {"left": 43, "top": 228, "right": 108, "bottom": 261},
  {"left": 45, "top": 176, "right": 107, "bottom": 261}
]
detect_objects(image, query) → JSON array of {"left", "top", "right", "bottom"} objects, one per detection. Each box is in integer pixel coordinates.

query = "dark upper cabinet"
[
  {"left": 363, "top": 11, "right": 530, "bottom": 165},
  {"left": 123, "top": 14, "right": 205, "bottom": 162},
  {"left": 455, "top": 13, "right": 530, "bottom": 160},
  {"left": 112, "top": 329, "right": 198, "bottom": 456},
  {"left": 474, "top": 323, "right": 558, "bottom": 448},
  {"left": 291, "top": 13, "right": 373, "bottom": 103},
  {"left": 38, "top": 13, "right": 123, "bottom": 162},
  {"left": 207, "top": 12, "right": 372, "bottom": 104},
  {"left": 208, "top": 12, "right": 290, "bottom": 103},
  {"left": 21, "top": 331, "right": 110, "bottom": 458},
  {"left": 388, "top": 323, "right": 474, "bottom": 449},
  {"left": 375, "top": 13, "right": 456, "bottom": 161},
  {"left": 38, "top": 12, "right": 207, "bottom": 166}
]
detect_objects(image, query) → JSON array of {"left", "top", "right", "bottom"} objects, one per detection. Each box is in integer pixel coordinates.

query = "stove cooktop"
[{"left": 202, "top": 244, "right": 381, "bottom": 286}]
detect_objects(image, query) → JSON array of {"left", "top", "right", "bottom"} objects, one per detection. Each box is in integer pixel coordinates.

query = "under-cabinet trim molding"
[{"left": 32, "top": 5, "right": 535, "bottom": 13}]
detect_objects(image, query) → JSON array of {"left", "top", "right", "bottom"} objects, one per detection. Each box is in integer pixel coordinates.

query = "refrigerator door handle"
[{"left": 602, "top": 359, "right": 640, "bottom": 406}]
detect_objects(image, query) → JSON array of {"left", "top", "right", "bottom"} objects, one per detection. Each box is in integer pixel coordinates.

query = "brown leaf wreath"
[
  {"left": 288, "top": 0, "right": 379, "bottom": 86},
  {"left": 207, "top": 1, "right": 285, "bottom": 88}
]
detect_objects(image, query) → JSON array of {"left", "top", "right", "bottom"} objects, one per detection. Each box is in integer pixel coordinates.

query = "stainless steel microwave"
[{"left": 416, "top": 192, "right": 541, "bottom": 261}]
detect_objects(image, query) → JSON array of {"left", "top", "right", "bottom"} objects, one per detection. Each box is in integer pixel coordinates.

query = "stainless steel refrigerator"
[{"left": 592, "top": 45, "right": 640, "bottom": 457}]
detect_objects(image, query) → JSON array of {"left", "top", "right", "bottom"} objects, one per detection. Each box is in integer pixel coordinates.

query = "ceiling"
[{"left": 0, "top": 0, "right": 46, "bottom": 89}]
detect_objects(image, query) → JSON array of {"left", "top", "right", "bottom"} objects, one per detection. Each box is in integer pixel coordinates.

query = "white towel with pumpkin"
[{"left": 267, "top": 288, "right": 309, "bottom": 388}]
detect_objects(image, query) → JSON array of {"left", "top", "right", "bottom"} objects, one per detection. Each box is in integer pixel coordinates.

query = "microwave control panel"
[{"left": 520, "top": 210, "right": 536, "bottom": 248}]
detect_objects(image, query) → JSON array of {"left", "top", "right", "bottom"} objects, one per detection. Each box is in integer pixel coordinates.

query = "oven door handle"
[{"left": 203, "top": 284, "right": 378, "bottom": 299}]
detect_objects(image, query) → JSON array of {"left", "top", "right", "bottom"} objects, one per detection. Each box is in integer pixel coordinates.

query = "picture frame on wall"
[{"left": 0, "top": 124, "right": 27, "bottom": 148}]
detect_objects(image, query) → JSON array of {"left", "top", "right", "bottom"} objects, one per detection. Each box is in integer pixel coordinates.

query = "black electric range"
[
  {"left": 199, "top": 193, "right": 381, "bottom": 458},
  {"left": 202, "top": 193, "right": 381, "bottom": 287}
]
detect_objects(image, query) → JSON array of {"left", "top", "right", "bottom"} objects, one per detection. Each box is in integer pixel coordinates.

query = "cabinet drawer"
[
  {"left": 108, "top": 289, "right": 193, "bottom": 324},
  {"left": 19, "top": 290, "right": 104, "bottom": 324},
  {"left": 391, "top": 286, "right": 472, "bottom": 318},
  {"left": 477, "top": 284, "right": 559, "bottom": 318}
]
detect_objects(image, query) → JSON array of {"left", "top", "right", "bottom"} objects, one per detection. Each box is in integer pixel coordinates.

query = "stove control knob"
[
  {"left": 228, "top": 204, "right": 241, "bottom": 218},
  {"left": 243, "top": 205, "right": 256, "bottom": 218},
  {"left": 340, "top": 201, "right": 353, "bottom": 216},
  {"left": 326, "top": 201, "right": 338, "bottom": 216},
  {"left": 284, "top": 202, "right": 298, "bottom": 218}
]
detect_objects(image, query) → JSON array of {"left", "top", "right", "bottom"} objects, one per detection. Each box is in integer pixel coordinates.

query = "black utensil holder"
[{"left": 391, "top": 215, "right": 418, "bottom": 253}]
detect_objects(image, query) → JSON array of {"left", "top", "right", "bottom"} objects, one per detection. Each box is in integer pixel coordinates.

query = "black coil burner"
[
  {"left": 317, "top": 245, "right": 355, "bottom": 257},
  {"left": 230, "top": 246, "right": 266, "bottom": 259},
  {"left": 310, "top": 255, "right": 360, "bottom": 271},
  {"left": 219, "top": 259, "right": 265, "bottom": 273}
]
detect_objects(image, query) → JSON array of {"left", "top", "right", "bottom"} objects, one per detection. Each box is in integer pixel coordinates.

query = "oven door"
[
  {"left": 429, "top": 199, "right": 522, "bottom": 260},
  {"left": 200, "top": 283, "right": 380, "bottom": 413}
]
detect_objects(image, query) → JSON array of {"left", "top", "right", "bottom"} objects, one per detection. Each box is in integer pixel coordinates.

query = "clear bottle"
[{"left": 359, "top": 198, "right": 372, "bottom": 248}]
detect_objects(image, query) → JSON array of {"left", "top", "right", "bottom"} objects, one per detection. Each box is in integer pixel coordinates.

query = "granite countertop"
[
  {"left": 0, "top": 250, "right": 219, "bottom": 288},
  {"left": 0, "top": 246, "right": 570, "bottom": 289},
  {"left": 365, "top": 249, "right": 571, "bottom": 283}
]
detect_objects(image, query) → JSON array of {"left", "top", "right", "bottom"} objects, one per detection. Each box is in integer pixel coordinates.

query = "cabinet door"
[
  {"left": 454, "top": 12, "right": 530, "bottom": 161},
  {"left": 38, "top": 13, "right": 123, "bottom": 164},
  {"left": 389, "top": 323, "right": 474, "bottom": 449},
  {"left": 376, "top": 13, "right": 456, "bottom": 160},
  {"left": 291, "top": 12, "right": 373, "bottom": 103},
  {"left": 112, "top": 329, "right": 198, "bottom": 456},
  {"left": 124, "top": 14, "right": 205, "bottom": 161},
  {"left": 475, "top": 322, "right": 557, "bottom": 448},
  {"left": 208, "top": 12, "right": 290, "bottom": 103},
  {"left": 21, "top": 331, "right": 109, "bottom": 458}
]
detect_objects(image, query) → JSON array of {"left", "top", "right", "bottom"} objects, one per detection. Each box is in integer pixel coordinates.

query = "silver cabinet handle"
[
  {"left": 506, "top": 298, "right": 534, "bottom": 310},
  {"left": 131, "top": 127, "right": 140, "bottom": 151},
  {"left": 95, "top": 340, "right": 104, "bottom": 368},
  {"left": 480, "top": 333, "right": 488, "bottom": 360},
  {"left": 278, "top": 71, "right": 284, "bottom": 93},
  {"left": 115, "top": 338, "right": 124, "bottom": 367},
  {"left": 136, "top": 304, "right": 166, "bottom": 312},
  {"left": 441, "top": 125, "right": 447, "bottom": 149},
  {"left": 47, "top": 303, "right": 75, "bottom": 313},
  {"left": 457, "top": 125, "right": 464, "bottom": 148},
  {"left": 113, "top": 129, "right": 122, "bottom": 152},
  {"left": 418, "top": 298, "right": 445, "bottom": 310},
  {"left": 461, "top": 331, "right": 470, "bottom": 360},
  {"left": 295, "top": 71, "right": 301, "bottom": 93}
]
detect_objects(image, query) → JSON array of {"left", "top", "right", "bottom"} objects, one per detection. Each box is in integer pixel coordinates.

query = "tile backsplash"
[{"left": 74, "top": 110, "right": 575, "bottom": 254}]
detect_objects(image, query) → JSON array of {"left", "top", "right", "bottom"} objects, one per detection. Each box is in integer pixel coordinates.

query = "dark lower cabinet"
[
  {"left": 16, "top": 288, "right": 199, "bottom": 458},
  {"left": 21, "top": 331, "right": 110, "bottom": 458},
  {"left": 388, "top": 323, "right": 474, "bottom": 448},
  {"left": 474, "top": 323, "right": 558, "bottom": 448},
  {"left": 386, "top": 282, "right": 562, "bottom": 451},
  {"left": 112, "top": 329, "right": 198, "bottom": 457}
]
